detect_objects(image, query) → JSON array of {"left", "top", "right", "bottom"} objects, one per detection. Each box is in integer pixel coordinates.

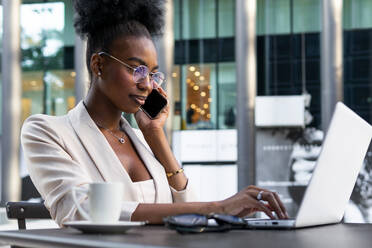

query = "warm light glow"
[
  {"left": 172, "top": 72, "right": 177, "bottom": 78},
  {"left": 200, "top": 92, "right": 206, "bottom": 97},
  {"left": 190, "top": 82, "right": 195, "bottom": 87},
  {"left": 194, "top": 71, "right": 200, "bottom": 77},
  {"left": 186, "top": 78, "right": 191, "bottom": 83},
  {"left": 201, "top": 110, "right": 205, "bottom": 115},
  {"left": 30, "top": 80, "right": 37, "bottom": 86},
  {"left": 199, "top": 76, "right": 205, "bottom": 81},
  {"left": 189, "top": 66, "right": 196, "bottom": 72},
  {"left": 203, "top": 104, "right": 209, "bottom": 109},
  {"left": 193, "top": 85, "right": 199, "bottom": 91},
  {"left": 208, "top": 98, "right": 212, "bottom": 103},
  {"left": 190, "top": 104, "right": 196, "bottom": 109},
  {"left": 196, "top": 108, "right": 201, "bottom": 113},
  {"left": 70, "top": 71, "right": 76, "bottom": 77},
  {"left": 208, "top": 85, "right": 212, "bottom": 90},
  {"left": 207, "top": 114, "right": 211, "bottom": 118}
]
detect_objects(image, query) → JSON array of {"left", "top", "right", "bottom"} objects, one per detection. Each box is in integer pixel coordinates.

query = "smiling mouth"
[{"left": 131, "top": 95, "right": 147, "bottom": 105}]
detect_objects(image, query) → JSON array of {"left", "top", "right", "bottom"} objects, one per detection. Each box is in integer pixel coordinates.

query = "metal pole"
[
  {"left": 321, "top": 0, "right": 343, "bottom": 132},
  {"left": 1, "top": 0, "right": 22, "bottom": 205},
  {"left": 74, "top": 35, "right": 88, "bottom": 104},
  {"left": 236, "top": 0, "right": 257, "bottom": 189},
  {"left": 155, "top": 0, "right": 174, "bottom": 142}
]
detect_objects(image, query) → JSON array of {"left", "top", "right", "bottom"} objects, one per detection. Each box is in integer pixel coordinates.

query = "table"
[{"left": 0, "top": 223, "right": 371, "bottom": 248}]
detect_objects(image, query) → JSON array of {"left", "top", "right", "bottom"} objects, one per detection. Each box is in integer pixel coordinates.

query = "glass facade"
[
  {"left": 343, "top": 0, "right": 372, "bottom": 124},
  {"left": 173, "top": 0, "right": 236, "bottom": 130},
  {"left": 21, "top": 0, "right": 75, "bottom": 124},
  {"left": 173, "top": 0, "right": 372, "bottom": 130},
  {"left": 257, "top": 0, "right": 322, "bottom": 126},
  {"left": 257, "top": 0, "right": 372, "bottom": 127},
  {"left": 1, "top": 1, "right": 370, "bottom": 132}
]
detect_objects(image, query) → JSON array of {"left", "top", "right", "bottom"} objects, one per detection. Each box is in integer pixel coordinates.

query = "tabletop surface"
[{"left": 0, "top": 223, "right": 371, "bottom": 248}]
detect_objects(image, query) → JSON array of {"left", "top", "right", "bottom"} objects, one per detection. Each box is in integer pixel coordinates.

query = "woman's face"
[{"left": 97, "top": 36, "right": 158, "bottom": 113}]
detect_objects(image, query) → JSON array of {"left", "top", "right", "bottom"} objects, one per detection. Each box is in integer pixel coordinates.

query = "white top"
[{"left": 132, "top": 179, "right": 156, "bottom": 203}]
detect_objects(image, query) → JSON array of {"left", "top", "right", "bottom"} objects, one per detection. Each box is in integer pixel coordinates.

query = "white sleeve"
[{"left": 170, "top": 178, "right": 199, "bottom": 202}]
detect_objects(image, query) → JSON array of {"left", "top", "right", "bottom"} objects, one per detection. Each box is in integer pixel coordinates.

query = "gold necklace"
[{"left": 96, "top": 123, "right": 126, "bottom": 144}]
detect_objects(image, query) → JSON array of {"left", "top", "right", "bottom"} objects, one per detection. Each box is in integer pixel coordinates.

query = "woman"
[{"left": 21, "top": 0, "right": 288, "bottom": 226}]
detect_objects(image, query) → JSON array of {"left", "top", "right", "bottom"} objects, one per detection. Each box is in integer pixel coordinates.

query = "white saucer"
[{"left": 64, "top": 220, "right": 146, "bottom": 234}]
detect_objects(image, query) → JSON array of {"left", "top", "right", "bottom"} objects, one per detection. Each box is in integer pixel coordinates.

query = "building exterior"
[{"left": 1, "top": 0, "right": 372, "bottom": 221}]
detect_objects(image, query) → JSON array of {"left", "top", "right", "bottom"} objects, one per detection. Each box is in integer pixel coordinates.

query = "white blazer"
[{"left": 21, "top": 101, "right": 196, "bottom": 226}]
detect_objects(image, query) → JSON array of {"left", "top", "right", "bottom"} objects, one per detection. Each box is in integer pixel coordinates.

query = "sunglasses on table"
[
  {"left": 163, "top": 214, "right": 247, "bottom": 234},
  {"left": 98, "top": 51, "right": 166, "bottom": 89}
]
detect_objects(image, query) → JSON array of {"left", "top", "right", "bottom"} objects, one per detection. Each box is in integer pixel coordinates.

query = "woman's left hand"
[{"left": 135, "top": 87, "right": 169, "bottom": 133}]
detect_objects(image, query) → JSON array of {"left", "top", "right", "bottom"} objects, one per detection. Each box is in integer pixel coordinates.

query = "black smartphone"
[{"left": 140, "top": 89, "right": 168, "bottom": 119}]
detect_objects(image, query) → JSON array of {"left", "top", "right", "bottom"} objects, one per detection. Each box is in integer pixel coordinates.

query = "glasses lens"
[
  {"left": 133, "top": 65, "right": 149, "bottom": 83},
  {"left": 151, "top": 72, "right": 165, "bottom": 89}
]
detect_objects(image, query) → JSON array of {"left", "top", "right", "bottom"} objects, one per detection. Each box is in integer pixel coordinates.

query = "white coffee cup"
[{"left": 71, "top": 182, "right": 124, "bottom": 223}]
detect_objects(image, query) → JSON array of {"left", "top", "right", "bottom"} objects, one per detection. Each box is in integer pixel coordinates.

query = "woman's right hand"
[{"left": 216, "top": 185, "right": 289, "bottom": 219}]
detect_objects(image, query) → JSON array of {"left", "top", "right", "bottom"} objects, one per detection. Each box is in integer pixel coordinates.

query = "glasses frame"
[{"left": 97, "top": 51, "right": 165, "bottom": 88}]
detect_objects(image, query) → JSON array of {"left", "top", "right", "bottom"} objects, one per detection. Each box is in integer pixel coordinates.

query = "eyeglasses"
[
  {"left": 98, "top": 51, "right": 165, "bottom": 89},
  {"left": 163, "top": 213, "right": 247, "bottom": 234}
]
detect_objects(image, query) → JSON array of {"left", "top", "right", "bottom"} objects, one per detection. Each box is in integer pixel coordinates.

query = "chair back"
[{"left": 6, "top": 201, "right": 51, "bottom": 229}]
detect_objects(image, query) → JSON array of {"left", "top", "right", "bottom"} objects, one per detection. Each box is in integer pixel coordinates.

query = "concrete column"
[
  {"left": 74, "top": 35, "right": 89, "bottom": 104},
  {"left": 155, "top": 0, "right": 174, "bottom": 142},
  {"left": 321, "top": 0, "right": 343, "bottom": 132},
  {"left": 1, "top": 0, "right": 22, "bottom": 205},
  {"left": 236, "top": 0, "right": 257, "bottom": 189}
]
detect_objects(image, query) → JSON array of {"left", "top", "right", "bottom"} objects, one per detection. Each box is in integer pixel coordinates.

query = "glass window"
[
  {"left": 293, "top": 0, "right": 321, "bottom": 33},
  {"left": 257, "top": 0, "right": 291, "bottom": 35},
  {"left": 344, "top": 0, "right": 372, "bottom": 29},
  {"left": 218, "top": 0, "right": 235, "bottom": 37},
  {"left": 171, "top": 66, "right": 182, "bottom": 130},
  {"left": 257, "top": 0, "right": 321, "bottom": 35},
  {"left": 21, "top": 1, "right": 75, "bottom": 122},
  {"left": 182, "top": 0, "right": 216, "bottom": 39},
  {"left": 174, "top": 0, "right": 235, "bottom": 130},
  {"left": 218, "top": 62, "right": 236, "bottom": 129},
  {"left": 343, "top": 3, "right": 372, "bottom": 124},
  {"left": 181, "top": 64, "right": 216, "bottom": 130},
  {"left": 173, "top": 0, "right": 181, "bottom": 40}
]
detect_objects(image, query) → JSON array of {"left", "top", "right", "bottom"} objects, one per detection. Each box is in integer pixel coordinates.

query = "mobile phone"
[{"left": 140, "top": 89, "right": 168, "bottom": 119}]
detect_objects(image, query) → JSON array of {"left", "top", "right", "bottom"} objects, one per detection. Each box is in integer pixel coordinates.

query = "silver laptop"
[{"left": 246, "top": 102, "right": 372, "bottom": 229}]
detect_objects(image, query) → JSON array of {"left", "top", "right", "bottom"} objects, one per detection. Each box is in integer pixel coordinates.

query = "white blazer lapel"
[
  {"left": 67, "top": 102, "right": 137, "bottom": 199},
  {"left": 120, "top": 118, "right": 172, "bottom": 203}
]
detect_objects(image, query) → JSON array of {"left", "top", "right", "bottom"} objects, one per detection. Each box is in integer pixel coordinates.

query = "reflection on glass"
[
  {"left": 218, "top": 63, "right": 236, "bottom": 129},
  {"left": 182, "top": 0, "right": 216, "bottom": 39},
  {"left": 22, "top": 70, "right": 75, "bottom": 122},
  {"left": 21, "top": 1, "right": 75, "bottom": 121},
  {"left": 183, "top": 64, "right": 215, "bottom": 130},
  {"left": 171, "top": 66, "right": 181, "bottom": 130}
]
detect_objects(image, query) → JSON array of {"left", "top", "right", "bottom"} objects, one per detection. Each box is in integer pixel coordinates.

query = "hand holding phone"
[{"left": 140, "top": 89, "right": 168, "bottom": 119}]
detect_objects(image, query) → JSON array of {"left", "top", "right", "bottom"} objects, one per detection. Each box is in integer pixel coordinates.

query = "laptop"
[{"left": 246, "top": 102, "right": 372, "bottom": 229}]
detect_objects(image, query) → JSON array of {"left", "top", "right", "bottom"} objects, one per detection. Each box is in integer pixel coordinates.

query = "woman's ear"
[{"left": 90, "top": 53, "right": 103, "bottom": 77}]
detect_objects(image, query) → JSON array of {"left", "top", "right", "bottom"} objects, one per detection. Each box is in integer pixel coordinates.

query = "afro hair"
[{"left": 73, "top": 0, "right": 165, "bottom": 39}]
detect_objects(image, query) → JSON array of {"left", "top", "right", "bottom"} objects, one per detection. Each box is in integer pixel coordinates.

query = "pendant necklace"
[
  {"left": 82, "top": 101, "right": 125, "bottom": 144},
  {"left": 96, "top": 123, "right": 126, "bottom": 144}
]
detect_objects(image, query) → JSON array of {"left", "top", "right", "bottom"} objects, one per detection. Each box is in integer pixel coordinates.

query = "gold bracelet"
[{"left": 166, "top": 168, "right": 184, "bottom": 178}]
